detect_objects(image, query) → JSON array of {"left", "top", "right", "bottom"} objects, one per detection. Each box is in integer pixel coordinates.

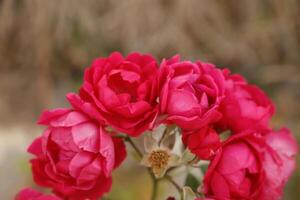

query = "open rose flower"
[
  {"left": 68, "top": 52, "right": 159, "bottom": 136},
  {"left": 28, "top": 108, "right": 126, "bottom": 200},
  {"left": 158, "top": 55, "right": 225, "bottom": 130},
  {"left": 203, "top": 128, "right": 297, "bottom": 200},
  {"left": 15, "top": 188, "right": 61, "bottom": 200},
  {"left": 218, "top": 69, "right": 275, "bottom": 133},
  {"left": 258, "top": 128, "right": 298, "bottom": 199},
  {"left": 182, "top": 127, "right": 221, "bottom": 160}
]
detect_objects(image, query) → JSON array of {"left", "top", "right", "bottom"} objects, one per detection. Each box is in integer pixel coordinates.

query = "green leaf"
[
  {"left": 185, "top": 173, "right": 200, "bottom": 192},
  {"left": 200, "top": 163, "right": 208, "bottom": 174}
]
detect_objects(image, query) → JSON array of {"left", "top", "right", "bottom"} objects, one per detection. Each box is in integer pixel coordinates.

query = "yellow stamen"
[{"left": 148, "top": 150, "right": 170, "bottom": 172}]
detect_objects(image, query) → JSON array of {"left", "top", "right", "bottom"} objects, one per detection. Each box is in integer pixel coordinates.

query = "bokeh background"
[{"left": 0, "top": 0, "right": 299, "bottom": 199}]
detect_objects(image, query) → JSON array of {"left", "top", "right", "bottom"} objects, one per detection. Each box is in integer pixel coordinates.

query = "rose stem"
[
  {"left": 151, "top": 180, "right": 158, "bottom": 200},
  {"left": 124, "top": 136, "right": 143, "bottom": 158}
]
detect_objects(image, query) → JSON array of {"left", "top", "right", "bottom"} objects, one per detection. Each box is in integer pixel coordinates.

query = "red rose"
[
  {"left": 158, "top": 55, "right": 225, "bottom": 130},
  {"left": 68, "top": 52, "right": 159, "bottom": 136},
  {"left": 203, "top": 129, "right": 297, "bottom": 200},
  {"left": 15, "top": 188, "right": 61, "bottom": 200},
  {"left": 218, "top": 69, "right": 275, "bottom": 133},
  {"left": 28, "top": 108, "right": 126, "bottom": 200},
  {"left": 182, "top": 127, "right": 221, "bottom": 160}
]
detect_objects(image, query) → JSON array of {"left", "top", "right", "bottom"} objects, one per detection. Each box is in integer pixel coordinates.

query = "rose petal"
[
  {"left": 72, "top": 122, "right": 99, "bottom": 153},
  {"left": 69, "top": 152, "right": 95, "bottom": 178},
  {"left": 38, "top": 108, "right": 71, "bottom": 125}
]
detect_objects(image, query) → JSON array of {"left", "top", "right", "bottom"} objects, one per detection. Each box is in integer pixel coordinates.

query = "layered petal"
[
  {"left": 70, "top": 52, "right": 159, "bottom": 136},
  {"left": 182, "top": 127, "right": 221, "bottom": 160},
  {"left": 218, "top": 70, "right": 275, "bottom": 133},
  {"left": 15, "top": 188, "right": 61, "bottom": 200},
  {"left": 158, "top": 57, "right": 225, "bottom": 131},
  {"left": 29, "top": 108, "right": 127, "bottom": 200}
]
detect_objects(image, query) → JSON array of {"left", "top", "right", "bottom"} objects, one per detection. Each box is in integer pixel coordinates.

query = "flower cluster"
[{"left": 16, "top": 52, "right": 297, "bottom": 200}]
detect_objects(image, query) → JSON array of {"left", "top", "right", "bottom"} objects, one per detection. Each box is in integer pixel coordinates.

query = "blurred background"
[{"left": 0, "top": 0, "right": 299, "bottom": 199}]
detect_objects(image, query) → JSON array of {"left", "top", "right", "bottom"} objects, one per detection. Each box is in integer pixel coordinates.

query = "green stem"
[
  {"left": 151, "top": 179, "right": 158, "bottom": 200},
  {"left": 125, "top": 136, "right": 143, "bottom": 158},
  {"left": 187, "top": 155, "right": 198, "bottom": 165},
  {"left": 113, "top": 134, "right": 127, "bottom": 139}
]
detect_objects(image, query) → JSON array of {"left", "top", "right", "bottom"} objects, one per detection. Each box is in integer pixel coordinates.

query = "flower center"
[
  {"left": 148, "top": 150, "right": 170, "bottom": 171},
  {"left": 107, "top": 71, "right": 140, "bottom": 100}
]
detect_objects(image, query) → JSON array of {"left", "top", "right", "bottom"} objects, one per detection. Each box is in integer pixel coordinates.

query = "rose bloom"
[
  {"left": 182, "top": 127, "right": 221, "bottom": 160},
  {"left": 68, "top": 52, "right": 158, "bottom": 136},
  {"left": 258, "top": 128, "right": 298, "bottom": 199},
  {"left": 28, "top": 108, "right": 126, "bottom": 200},
  {"left": 158, "top": 55, "right": 225, "bottom": 130},
  {"left": 218, "top": 69, "right": 275, "bottom": 133},
  {"left": 203, "top": 128, "right": 297, "bottom": 200},
  {"left": 15, "top": 188, "right": 61, "bottom": 200}
]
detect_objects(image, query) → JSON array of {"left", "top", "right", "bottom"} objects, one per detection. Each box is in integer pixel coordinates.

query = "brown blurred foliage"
[{"left": 0, "top": 0, "right": 299, "bottom": 199}]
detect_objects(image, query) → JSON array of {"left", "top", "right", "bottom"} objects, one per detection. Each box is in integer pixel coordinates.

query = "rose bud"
[
  {"left": 68, "top": 52, "right": 159, "bottom": 136},
  {"left": 15, "top": 188, "right": 61, "bottom": 200},
  {"left": 182, "top": 127, "right": 221, "bottom": 160},
  {"left": 158, "top": 55, "right": 225, "bottom": 130},
  {"left": 202, "top": 128, "right": 297, "bottom": 200},
  {"left": 28, "top": 108, "right": 126, "bottom": 200},
  {"left": 218, "top": 69, "right": 275, "bottom": 133}
]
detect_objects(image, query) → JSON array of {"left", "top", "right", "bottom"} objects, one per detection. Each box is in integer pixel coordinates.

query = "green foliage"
[{"left": 185, "top": 173, "right": 200, "bottom": 192}]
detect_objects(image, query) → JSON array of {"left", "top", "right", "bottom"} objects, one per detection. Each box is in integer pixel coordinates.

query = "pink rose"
[
  {"left": 258, "top": 128, "right": 298, "bottom": 199},
  {"left": 158, "top": 55, "right": 225, "bottom": 130},
  {"left": 28, "top": 108, "right": 126, "bottom": 200},
  {"left": 68, "top": 52, "right": 159, "bottom": 136},
  {"left": 182, "top": 127, "right": 221, "bottom": 160},
  {"left": 203, "top": 129, "right": 297, "bottom": 200},
  {"left": 203, "top": 131, "right": 265, "bottom": 199},
  {"left": 15, "top": 188, "right": 61, "bottom": 200},
  {"left": 218, "top": 69, "right": 275, "bottom": 133}
]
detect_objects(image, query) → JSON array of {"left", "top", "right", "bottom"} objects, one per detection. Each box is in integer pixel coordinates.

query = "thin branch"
[
  {"left": 125, "top": 136, "right": 143, "bottom": 158},
  {"left": 187, "top": 155, "right": 198, "bottom": 165},
  {"left": 113, "top": 134, "right": 127, "bottom": 139}
]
